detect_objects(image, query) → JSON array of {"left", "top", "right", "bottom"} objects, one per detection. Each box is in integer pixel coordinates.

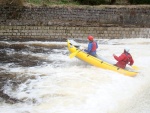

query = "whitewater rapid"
[{"left": 0, "top": 38, "right": 150, "bottom": 113}]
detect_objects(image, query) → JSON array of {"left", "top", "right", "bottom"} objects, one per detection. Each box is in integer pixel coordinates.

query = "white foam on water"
[{"left": 0, "top": 38, "right": 150, "bottom": 113}]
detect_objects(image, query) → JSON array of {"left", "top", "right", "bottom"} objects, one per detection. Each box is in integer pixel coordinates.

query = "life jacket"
[{"left": 91, "top": 41, "right": 97, "bottom": 52}]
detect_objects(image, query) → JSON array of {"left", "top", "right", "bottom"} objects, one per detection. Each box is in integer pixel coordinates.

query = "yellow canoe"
[{"left": 67, "top": 40, "right": 138, "bottom": 77}]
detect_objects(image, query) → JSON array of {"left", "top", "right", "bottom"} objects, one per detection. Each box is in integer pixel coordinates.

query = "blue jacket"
[{"left": 84, "top": 41, "right": 98, "bottom": 56}]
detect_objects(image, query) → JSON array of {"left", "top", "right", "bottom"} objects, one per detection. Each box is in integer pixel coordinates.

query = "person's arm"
[
  {"left": 113, "top": 53, "right": 125, "bottom": 61},
  {"left": 129, "top": 56, "right": 134, "bottom": 66},
  {"left": 84, "top": 43, "right": 92, "bottom": 53}
]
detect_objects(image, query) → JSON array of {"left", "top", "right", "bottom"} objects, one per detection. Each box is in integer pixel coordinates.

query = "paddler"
[
  {"left": 113, "top": 47, "right": 134, "bottom": 69},
  {"left": 84, "top": 35, "right": 98, "bottom": 57}
]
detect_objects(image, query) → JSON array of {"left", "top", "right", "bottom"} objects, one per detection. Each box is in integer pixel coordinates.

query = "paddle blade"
[
  {"left": 69, "top": 51, "right": 78, "bottom": 58},
  {"left": 132, "top": 65, "right": 139, "bottom": 70}
]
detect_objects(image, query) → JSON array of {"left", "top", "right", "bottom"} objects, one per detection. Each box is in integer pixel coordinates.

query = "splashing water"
[{"left": 0, "top": 38, "right": 150, "bottom": 113}]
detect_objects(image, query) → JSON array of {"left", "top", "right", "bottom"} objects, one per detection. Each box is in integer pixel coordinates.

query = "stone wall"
[
  {"left": 0, "top": 5, "right": 150, "bottom": 39},
  {"left": 0, "top": 26, "right": 149, "bottom": 39}
]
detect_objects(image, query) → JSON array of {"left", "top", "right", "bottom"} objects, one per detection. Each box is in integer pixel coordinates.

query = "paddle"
[
  {"left": 131, "top": 65, "right": 139, "bottom": 70},
  {"left": 69, "top": 50, "right": 79, "bottom": 58}
]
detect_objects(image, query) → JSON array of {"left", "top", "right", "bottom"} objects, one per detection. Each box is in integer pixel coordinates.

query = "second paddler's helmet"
[{"left": 124, "top": 47, "right": 130, "bottom": 53}]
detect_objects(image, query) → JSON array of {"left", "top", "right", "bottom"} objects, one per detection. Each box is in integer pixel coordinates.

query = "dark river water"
[{"left": 0, "top": 37, "right": 67, "bottom": 103}]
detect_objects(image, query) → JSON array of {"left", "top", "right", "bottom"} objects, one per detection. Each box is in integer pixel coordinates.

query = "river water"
[{"left": 0, "top": 37, "right": 150, "bottom": 113}]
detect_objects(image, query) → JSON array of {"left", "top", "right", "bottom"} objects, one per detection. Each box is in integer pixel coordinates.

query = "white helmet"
[{"left": 124, "top": 47, "right": 130, "bottom": 53}]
